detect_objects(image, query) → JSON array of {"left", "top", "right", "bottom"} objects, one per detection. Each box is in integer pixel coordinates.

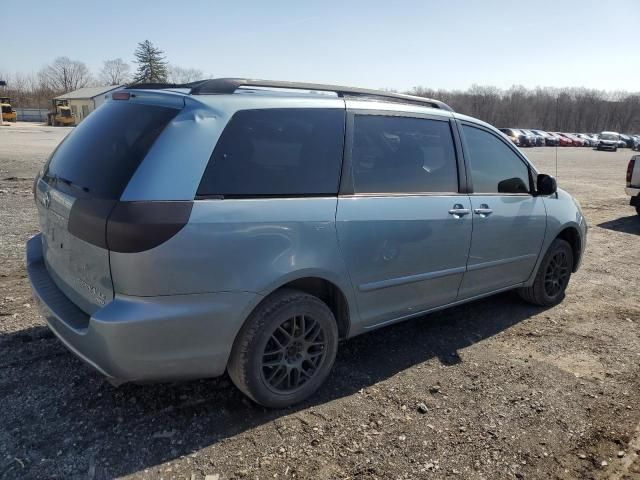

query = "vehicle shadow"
[
  {"left": 597, "top": 215, "right": 640, "bottom": 236},
  {"left": 0, "top": 292, "right": 546, "bottom": 479}
]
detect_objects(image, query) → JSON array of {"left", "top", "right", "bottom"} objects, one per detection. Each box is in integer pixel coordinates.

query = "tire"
[
  {"left": 635, "top": 203, "right": 640, "bottom": 216},
  {"left": 518, "top": 239, "right": 574, "bottom": 307},
  {"left": 228, "top": 289, "right": 339, "bottom": 408}
]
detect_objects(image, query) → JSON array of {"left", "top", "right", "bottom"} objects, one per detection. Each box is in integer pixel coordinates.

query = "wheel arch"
[
  {"left": 265, "top": 277, "right": 352, "bottom": 339},
  {"left": 555, "top": 226, "right": 582, "bottom": 272},
  {"left": 238, "top": 273, "right": 354, "bottom": 342}
]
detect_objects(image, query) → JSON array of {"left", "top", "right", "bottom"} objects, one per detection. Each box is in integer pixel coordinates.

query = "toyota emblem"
[{"left": 41, "top": 191, "right": 51, "bottom": 209}]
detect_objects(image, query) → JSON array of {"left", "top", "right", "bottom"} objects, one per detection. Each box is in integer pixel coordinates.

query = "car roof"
[
  {"left": 121, "top": 78, "right": 529, "bottom": 137},
  {"left": 125, "top": 77, "right": 454, "bottom": 112}
]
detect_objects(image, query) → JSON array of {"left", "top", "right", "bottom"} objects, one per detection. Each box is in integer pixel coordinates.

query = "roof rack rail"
[
  {"left": 124, "top": 80, "right": 208, "bottom": 90},
  {"left": 189, "top": 78, "right": 453, "bottom": 112}
]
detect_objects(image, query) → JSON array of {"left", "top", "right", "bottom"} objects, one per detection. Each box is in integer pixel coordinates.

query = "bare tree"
[
  {"left": 167, "top": 65, "right": 204, "bottom": 84},
  {"left": 99, "top": 58, "right": 131, "bottom": 85},
  {"left": 39, "top": 57, "right": 91, "bottom": 93}
]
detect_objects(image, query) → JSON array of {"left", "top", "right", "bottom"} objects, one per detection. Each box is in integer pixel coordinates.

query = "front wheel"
[
  {"left": 518, "top": 239, "right": 574, "bottom": 307},
  {"left": 228, "top": 289, "right": 339, "bottom": 408}
]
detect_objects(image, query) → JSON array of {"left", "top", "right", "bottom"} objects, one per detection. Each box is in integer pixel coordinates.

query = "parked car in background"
[
  {"left": 520, "top": 129, "right": 545, "bottom": 146},
  {"left": 530, "top": 129, "right": 560, "bottom": 146},
  {"left": 627, "top": 155, "right": 640, "bottom": 215},
  {"left": 26, "top": 78, "right": 587, "bottom": 407},
  {"left": 585, "top": 134, "right": 600, "bottom": 147},
  {"left": 548, "top": 132, "right": 572, "bottom": 147},
  {"left": 632, "top": 135, "right": 640, "bottom": 151},
  {"left": 554, "top": 133, "right": 584, "bottom": 147},
  {"left": 499, "top": 128, "right": 537, "bottom": 147},
  {"left": 597, "top": 131, "right": 620, "bottom": 151},
  {"left": 574, "top": 134, "right": 595, "bottom": 147},
  {"left": 499, "top": 128, "right": 523, "bottom": 146},
  {"left": 619, "top": 134, "right": 634, "bottom": 148},
  {"left": 567, "top": 133, "right": 587, "bottom": 147},
  {"left": 516, "top": 128, "right": 536, "bottom": 147}
]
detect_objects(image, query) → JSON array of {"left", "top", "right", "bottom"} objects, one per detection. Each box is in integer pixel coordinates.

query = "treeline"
[
  {"left": 0, "top": 40, "right": 203, "bottom": 109},
  {"left": 4, "top": 49, "right": 639, "bottom": 133},
  {"left": 412, "top": 85, "right": 640, "bottom": 133}
]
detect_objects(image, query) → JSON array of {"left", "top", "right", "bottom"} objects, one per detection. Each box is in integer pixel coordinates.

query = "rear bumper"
[
  {"left": 628, "top": 187, "right": 640, "bottom": 205},
  {"left": 26, "top": 234, "right": 261, "bottom": 383}
]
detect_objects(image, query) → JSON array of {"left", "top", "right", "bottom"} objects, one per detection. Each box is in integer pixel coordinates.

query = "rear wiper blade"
[{"left": 50, "top": 174, "right": 90, "bottom": 193}]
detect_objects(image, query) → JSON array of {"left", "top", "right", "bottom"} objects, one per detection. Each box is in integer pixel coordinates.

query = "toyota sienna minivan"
[{"left": 27, "top": 78, "right": 587, "bottom": 407}]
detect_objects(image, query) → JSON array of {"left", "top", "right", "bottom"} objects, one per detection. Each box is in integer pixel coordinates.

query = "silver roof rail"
[{"left": 189, "top": 78, "right": 453, "bottom": 112}]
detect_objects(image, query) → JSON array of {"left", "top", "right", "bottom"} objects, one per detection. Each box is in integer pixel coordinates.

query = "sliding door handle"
[{"left": 448, "top": 204, "right": 470, "bottom": 217}]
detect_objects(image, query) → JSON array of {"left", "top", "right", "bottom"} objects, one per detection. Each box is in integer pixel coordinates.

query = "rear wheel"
[
  {"left": 518, "top": 239, "right": 573, "bottom": 307},
  {"left": 228, "top": 289, "right": 339, "bottom": 408}
]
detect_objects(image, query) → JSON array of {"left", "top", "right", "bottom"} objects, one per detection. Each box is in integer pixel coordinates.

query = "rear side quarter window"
[{"left": 197, "top": 108, "right": 345, "bottom": 197}]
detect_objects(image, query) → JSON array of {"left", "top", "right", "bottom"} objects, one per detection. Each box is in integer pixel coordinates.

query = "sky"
[{"left": 3, "top": 0, "right": 640, "bottom": 92}]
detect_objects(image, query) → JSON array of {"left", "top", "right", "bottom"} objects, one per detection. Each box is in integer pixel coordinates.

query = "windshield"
[
  {"left": 600, "top": 133, "right": 618, "bottom": 141},
  {"left": 44, "top": 101, "right": 179, "bottom": 199}
]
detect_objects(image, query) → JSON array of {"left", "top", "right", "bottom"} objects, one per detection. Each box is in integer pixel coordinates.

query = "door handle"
[
  {"left": 448, "top": 204, "right": 470, "bottom": 217},
  {"left": 474, "top": 204, "right": 493, "bottom": 216}
]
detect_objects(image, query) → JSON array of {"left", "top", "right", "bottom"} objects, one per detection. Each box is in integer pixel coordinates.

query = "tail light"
[
  {"left": 68, "top": 199, "right": 193, "bottom": 253},
  {"left": 627, "top": 158, "right": 635, "bottom": 186}
]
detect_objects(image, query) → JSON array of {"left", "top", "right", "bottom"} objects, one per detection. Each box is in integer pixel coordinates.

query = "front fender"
[{"left": 524, "top": 188, "right": 587, "bottom": 285}]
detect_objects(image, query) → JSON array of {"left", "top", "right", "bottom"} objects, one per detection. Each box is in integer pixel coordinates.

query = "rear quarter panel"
[{"left": 109, "top": 197, "right": 359, "bottom": 318}]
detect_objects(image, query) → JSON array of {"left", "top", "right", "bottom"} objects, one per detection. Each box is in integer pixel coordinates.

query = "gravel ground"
[{"left": 0, "top": 123, "right": 638, "bottom": 480}]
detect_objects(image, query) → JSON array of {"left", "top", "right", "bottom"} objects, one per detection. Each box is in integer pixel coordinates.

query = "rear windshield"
[
  {"left": 197, "top": 108, "right": 345, "bottom": 197},
  {"left": 44, "top": 102, "right": 178, "bottom": 199}
]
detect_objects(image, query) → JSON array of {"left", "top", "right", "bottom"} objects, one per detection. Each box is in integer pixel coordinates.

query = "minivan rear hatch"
[{"left": 35, "top": 98, "right": 180, "bottom": 315}]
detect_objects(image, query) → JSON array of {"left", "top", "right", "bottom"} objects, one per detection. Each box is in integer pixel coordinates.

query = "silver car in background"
[{"left": 27, "top": 79, "right": 587, "bottom": 407}]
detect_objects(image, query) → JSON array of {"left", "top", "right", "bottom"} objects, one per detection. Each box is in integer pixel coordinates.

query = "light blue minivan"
[{"left": 27, "top": 79, "right": 587, "bottom": 407}]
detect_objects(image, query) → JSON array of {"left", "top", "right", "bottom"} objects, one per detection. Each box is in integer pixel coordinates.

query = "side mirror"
[{"left": 537, "top": 174, "right": 557, "bottom": 196}]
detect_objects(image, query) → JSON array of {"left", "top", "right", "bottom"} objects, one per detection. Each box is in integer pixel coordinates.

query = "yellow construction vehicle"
[
  {"left": 1, "top": 97, "right": 17, "bottom": 122},
  {"left": 47, "top": 99, "right": 75, "bottom": 126}
]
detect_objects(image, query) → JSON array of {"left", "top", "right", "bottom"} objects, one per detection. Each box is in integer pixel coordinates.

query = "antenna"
[{"left": 555, "top": 95, "right": 559, "bottom": 180}]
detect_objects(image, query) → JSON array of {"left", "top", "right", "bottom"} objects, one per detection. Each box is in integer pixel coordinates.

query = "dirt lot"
[{"left": 0, "top": 122, "right": 638, "bottom": 480}]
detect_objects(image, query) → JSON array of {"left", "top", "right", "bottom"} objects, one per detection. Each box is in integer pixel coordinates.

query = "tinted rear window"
[
  {"left": 197, "top": 108, "right": 345, "bottom": 197},
  {"left": 45, "top": 102, "right": 178, "bottom": 199}
]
